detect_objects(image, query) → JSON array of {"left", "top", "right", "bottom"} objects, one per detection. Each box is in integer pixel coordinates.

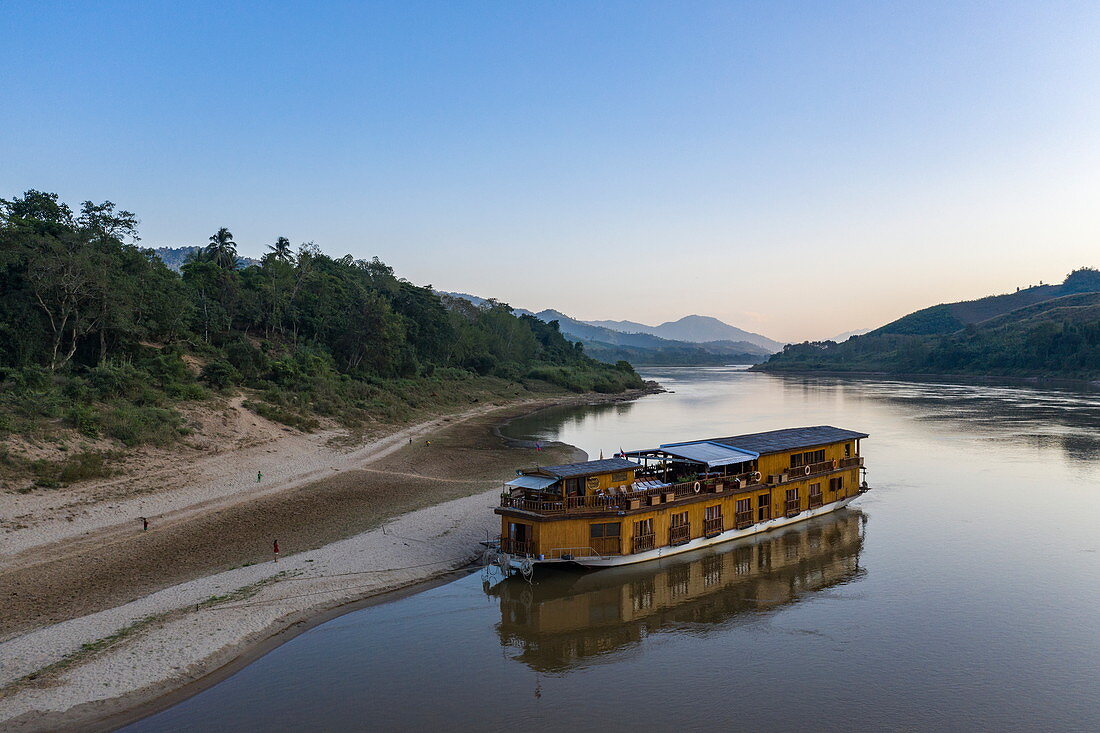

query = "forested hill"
[
  {"left": 871, "top": 268, "right": 1100, "bottom": 336},
  {"left": 0, "top": 190, "right": 643, "bottom": 450},
  {"left": 754, "top": 268, "right": 1100, "bottom": 379}
]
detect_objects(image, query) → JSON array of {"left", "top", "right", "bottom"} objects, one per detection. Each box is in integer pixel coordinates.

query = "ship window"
[
  {"left": 844, "top": 443, "right": 851, "bottom": 458},
  {"left": 564, "top": 478, "right": 584, "bottom": 496},
  {"left": 829, "top": 476, "right": 844, "bottom": 492},
  {"left": 809, "top": 483, "right": 822, "bottom": 497},
  {"left": 635, "top": 518, "right": 653, "bottom": 535},
  {"left": 590, "top": 522, "right": 621, "bottom": 538},
  {"left": 705, "top": 505, "right": 722, "bottom": 520},
  {"left": 670, "top": 511, "right": 689, "bottom": 527},
  {"left": 792, "top": 449, "right": 826, "bottom": 468},
  {"left": 785, "top": 488, "right": 799, "bottom": 502}
]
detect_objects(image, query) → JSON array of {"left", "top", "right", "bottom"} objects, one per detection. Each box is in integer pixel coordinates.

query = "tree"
[
  {"left": 78, "top": 200, "right": 139, "bottom": 244},
  {"left": 267, "top": 236, "right": 294, "bottom": 264},
  {"left": 205, "top": 227, "right": 238, "bottom": 269},
  {"left": 25, "top": 229, "right": 108, "bottom": 369}
]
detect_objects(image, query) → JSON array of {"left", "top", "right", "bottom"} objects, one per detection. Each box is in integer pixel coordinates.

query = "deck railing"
[
  {"left": 784, "top": 498, "right": 801, "bottom": 517},
  {"left": 633, "top": 533, "right": 656, "bottom": 553},
  {"left": 734, "top": 510, "right": 754, "bottom": 529},
  {"left": 669, "top": 523, "right": 691, "bottom": 546},
  {"left": 808, "top": 493, "right": 823, "bottom": 509},
  {"left": 839, "top": 456, "right": 863, "bottom": 469},
  {"left": 500, "top": 495, "right": 564, "bottom": 514},
  {"left": 703, "top": 516, "right": 724, "bottom": 537},
  {"left": 788, "top": 460, "right": 833, "bottom": 477},
  {"left": 499, "top": 538, "right": 534, "bottom": 556},
  {"left": 500, "top": 472, "right": 761, "bottom": 516}
]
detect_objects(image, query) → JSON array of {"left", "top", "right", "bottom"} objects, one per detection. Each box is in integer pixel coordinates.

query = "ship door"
[{"left": 508, "top": 522, "right": 531, "bottom": 554}]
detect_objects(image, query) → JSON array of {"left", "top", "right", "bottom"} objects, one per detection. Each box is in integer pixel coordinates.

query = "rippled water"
[{"left": 127, "top": 368, "right": 1100, "bottom": 731}]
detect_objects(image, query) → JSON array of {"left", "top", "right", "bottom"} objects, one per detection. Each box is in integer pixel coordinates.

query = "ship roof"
[
  {"left": 530, "top": 457, "right": 638, "bottom": 479},
  {"left": 709, "top": 425, "right": 868, "bottom": 455},
  {"left": 631, "top": 440, "right": 759, "bottom": 467}
]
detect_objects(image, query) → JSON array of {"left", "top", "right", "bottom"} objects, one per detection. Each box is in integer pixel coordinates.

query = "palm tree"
[
  {"left": 205, "top": 227, "right": 237, "bottom": 269},
  {"left": 268, "top": 236, "right": 294, "bottom": 263}
]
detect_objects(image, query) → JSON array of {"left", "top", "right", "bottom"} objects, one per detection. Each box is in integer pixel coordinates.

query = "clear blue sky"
[{"left": 3, "top": 1, "right": 1099, "bottom": 341}]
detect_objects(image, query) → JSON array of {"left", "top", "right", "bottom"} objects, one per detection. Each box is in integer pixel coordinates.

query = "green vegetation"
[
  {"left": 0, "top": 190, "right": 644, "bottom": 449},
  {"left": 755, "top": 272, "right": 1100, "bottom": 379},
  {"left": 871, "top": 267, "right": 1100, "bottom": 336}
]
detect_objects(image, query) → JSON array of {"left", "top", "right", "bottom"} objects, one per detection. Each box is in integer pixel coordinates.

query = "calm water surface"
[{"left": 128, "top": 368, "right": 1100, "bottom": 731}]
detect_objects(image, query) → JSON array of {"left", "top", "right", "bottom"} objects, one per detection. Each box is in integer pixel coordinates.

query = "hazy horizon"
[{"left": 4, "top": 1, "right": 1099, "bottom": 342}]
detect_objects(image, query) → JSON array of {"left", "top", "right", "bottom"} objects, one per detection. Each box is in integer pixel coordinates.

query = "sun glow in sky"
[{"left": 3, "top": 1, "right": 1100, "bottom": 342}]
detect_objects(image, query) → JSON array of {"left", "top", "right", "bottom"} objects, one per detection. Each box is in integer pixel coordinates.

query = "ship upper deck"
[{"left": 499, "top": 425, "right": 867, "bottom": 519}]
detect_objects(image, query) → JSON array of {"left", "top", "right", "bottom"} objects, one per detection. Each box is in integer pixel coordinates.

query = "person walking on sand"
[
  {"left": 273, "top": 538, "right": 280, "bottom": 562},
  {"left": 257, "top": 470, "right": 263, "bottom": 483},
  {"left": 141, "top": 517, "right": 148, "bottom": 531}
]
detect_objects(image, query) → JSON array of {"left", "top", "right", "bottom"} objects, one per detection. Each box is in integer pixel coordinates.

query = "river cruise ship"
[{"left": 495, "top": 425, "right": 868, "bottom": 570}]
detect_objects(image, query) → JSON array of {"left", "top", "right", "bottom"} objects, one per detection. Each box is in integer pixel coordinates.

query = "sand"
[{"left": 0, "top": 386, "right": 654, "bottom": 731}]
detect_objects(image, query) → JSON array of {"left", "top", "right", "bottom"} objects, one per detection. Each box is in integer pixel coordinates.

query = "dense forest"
[
  {"left": 0, "top": 190, "right": 643, "bottom": 453},
  {"left": 755, "top": 269, "right": 1100, "bottom": 379}
]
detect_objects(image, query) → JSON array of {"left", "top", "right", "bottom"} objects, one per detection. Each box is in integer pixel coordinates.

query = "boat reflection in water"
[{"left": 488, "top": 509, "right": 866, "bottom": 673}]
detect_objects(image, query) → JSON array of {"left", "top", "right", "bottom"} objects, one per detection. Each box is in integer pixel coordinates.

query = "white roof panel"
[
  {"left": 657, "top": 441, "right": 758, "bottom": 468},
  {"left": 505, "top": 475, "right": 559, "bottom": 491}
]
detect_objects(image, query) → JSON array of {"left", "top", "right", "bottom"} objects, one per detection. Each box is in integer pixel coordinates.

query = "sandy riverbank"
[{"left": 0, "top": 385, "right": 656, "bottom": 731}]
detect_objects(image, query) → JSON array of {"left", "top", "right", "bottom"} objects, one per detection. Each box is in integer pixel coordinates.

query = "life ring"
[
  {"left": 752, "top": 471, "right": 761, "bottom": 482},
  {"left": 693, "top": 481, "right": 702, "bottom": 494},
  {"left": 802, "top": 466, "right": 811, "bottom": 476},
  {"left": 831, "top": 459, "right": 838, "bottom": 470}
]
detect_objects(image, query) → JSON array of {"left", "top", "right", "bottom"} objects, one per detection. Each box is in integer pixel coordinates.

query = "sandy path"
[
  {"left": 1, "top": 393, "right": 497, "bottom": 562},
  {"left": 0, "top": 393, "right": 602, "bottom": 639}
]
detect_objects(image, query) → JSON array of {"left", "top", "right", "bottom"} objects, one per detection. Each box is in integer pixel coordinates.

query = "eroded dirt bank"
[{"left": 0, "top": 386, "right": 655, "bottom": 731}]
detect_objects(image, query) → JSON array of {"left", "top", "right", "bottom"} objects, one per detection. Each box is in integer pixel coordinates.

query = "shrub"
[
  {"left": 67, "top": 403, "right": 100, "bottom": 437},
  {"left": 101, "top": 404, "right": 184, "bottom": 446},
  {"left": 200, "top": 360, "right": 238, "bottom": 390}
]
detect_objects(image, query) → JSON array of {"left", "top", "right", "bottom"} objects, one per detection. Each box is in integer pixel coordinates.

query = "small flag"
[
  {"left": 535, "top": 440, "right": 542, "bottom": 452},
  {"left": 619, "top": 446, "right": 626, "bottom": 458}
]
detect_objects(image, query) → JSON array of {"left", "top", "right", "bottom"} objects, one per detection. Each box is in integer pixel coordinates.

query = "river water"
[{"left": 127, "top": 367, "right": 1100, "bottom": 731}]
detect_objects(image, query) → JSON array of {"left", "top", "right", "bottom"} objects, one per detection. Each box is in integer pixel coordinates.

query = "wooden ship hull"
[
  {"left": 506, "top": 493, "right": 861, "bottom": 570},
  {"left": 494, "top": 425, "right": 870, "bottom": 574}
]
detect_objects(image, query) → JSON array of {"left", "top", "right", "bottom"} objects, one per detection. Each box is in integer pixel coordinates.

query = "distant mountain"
[
  {"left": 586, "top": 314, "right": 784, "bottom": 352},
  {"left": 437, "top": 294, "right": 771, "bottom": 365},
  {"left": 829, "top": 328, "right": 871, "bottom": 343},
  {"left": 532, "top": 309, "right": 771, "bottom": 363},
  {"left": 755, "top": 268, "right": 1100, "bottom": 379},
  {"left": 152, "top": 246, "right": 260, "bottom": 272}
]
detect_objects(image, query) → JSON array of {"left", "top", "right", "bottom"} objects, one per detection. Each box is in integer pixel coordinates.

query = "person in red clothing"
[{"left": 273, "top": 538, "right": 280, "bottom": 562}]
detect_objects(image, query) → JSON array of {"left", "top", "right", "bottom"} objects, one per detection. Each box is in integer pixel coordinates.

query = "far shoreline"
[{"left": 750, "top": 367, "right": 1100, "bottom": 391}]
